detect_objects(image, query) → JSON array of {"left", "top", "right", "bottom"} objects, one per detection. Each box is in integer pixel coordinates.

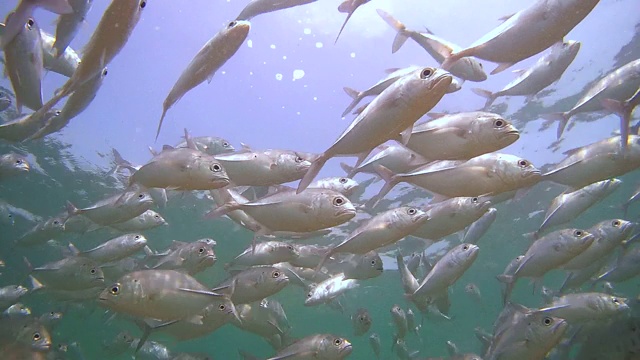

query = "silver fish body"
[
  {"left": 39, "top": 29, "right": 80, "bottom": 77},
  {"left": 32, "top": 256, "right": 104, "bottom": 290},
  {"left": 305, "top": 273, "right": 358, "bottom": 306},
  {"left": 175, "top": 136, "right": 235, "bottom": 155},
  {"left": 16, "top": 216, "right": 66, "bottom": 247},
  {"left": 463, "top": 207, "right": 498, "bottom": 244},
  {"left": 73, "top": 233, "right": 147, "bottom": 264},
  {"left": 52, "top": 0, "right": 93, "bottom": 57},
  {"left": 236, "top": 0, "right": 316, "bottom": 20},
  {"left": 0, "top": 109, "right": 63, "bottom": 142},
  {"left": 411, "top": 197, "right": 491, "bottom": 241},
  {"left": 110, "top": 210, "right": 167, "bottom": 231},
  {"left": 341, "top": 144, "right": 428, "bottom": 178},
  {"left": 562, "top": 219, "right": 633, "bottom": 271},
  {"left": 66, "top": 189, "right": 153, "bottom": 226},
  {"left": 214, "top": 148, "right": 311, "bottom": 186},
  {"left": 227, "top": 241, "right": 299, "bottom": 269},
  {"left": 538, "top": 292, "right": 628, "bottom": 323},
  {"left": 413, "top": 243, "right": 479, "bottom": 300},
  {"left": 217, "top": 266, "right": 289, "bottom": 304},
  {"left": 308, "top": 177, "right": 359, "bottom": 196}
]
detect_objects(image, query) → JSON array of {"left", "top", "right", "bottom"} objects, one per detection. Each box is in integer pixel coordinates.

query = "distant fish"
[
  {"left": 0, "top": 109, "right": 62, "bottom": 142},
  {"left": 537, "top": 292, "right": 628, "bottom": 323},
  {"left": 0, "top": 0, "right": 73, "bottom": 49},
  {"left": 440, "top": 0, "right": 599, "bottom": 74},
  {"left": 351, "top": 308, "right": 372, "bottom": 336},
  {"left": 335, "top": 0, "right": 370, "bottom": 44},
  {"left": 0, "top": 152, "right": 30, "bottom": 180},
  {"left": 369, "top": 333, "right": 381, "bottom": 359},
  {"left": 236, "top": 0, "right": 316, "bottom": 21},
  {"left": 156, "top": 20, "right": 250, "bottom": 140},
  {"left": 463, "top": 207, "right": 497, "bottom": 244}
]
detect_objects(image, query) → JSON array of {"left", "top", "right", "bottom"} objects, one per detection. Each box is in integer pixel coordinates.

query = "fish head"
[
  {"left": 28, "top": 324, "right": 51, "bottom": 352},
  {"left": 447, "top": 77, "right": 463, "bottom": 93},
  {"left": 499, "top": 155, "right": 542, "bottom": 187},
  {"left": 125, "top": 233, "right": 148, "bottom": 248},
  {"left": 458, "top": 57, "right": 488, "bottom": 82},
  {"left": 261, "top": 267, "right": 290, "bottom": 291},
  {"left": 557, "top": 228, "right": 595, "bottom": 255},
  {"left": 99, "top": 279, "right": 135, "bottom": 311},
  {"left": 207, "top": 137, "right": 235, "bottom": 155},
  {"left": 2, "top": 153, "right": 30, "bottom": 173},
  {"left": 326, "top": 192, "right": 357, "bottom": 222},
  {"left": 460, "top": 196, "right": 492, "bottom": 215},
  {"left": 452, "top": 243, "right": 480, "bottom": 265},
  {"left": 319, "top": 177, "right": 359, "bottom": 196},
  {"left": 41, "top": 311, "right": 63, "bottom": 325},
  {"left": 122, "top": 189, "right": 155, "bottom": 210},
  {"left": 200, "top": 158, "right": 231, "bottom": 188},
  {"left": 526, "top": 313, "right": 568, "bottom": 350},
  {"left": 319, "top": 335, "right": 352, "bottom": 358},
  {"left": 147, "top": 211, "right": 168, "bottom": 226},
  {"left": 80, "top": 260, "right": 105, "bottom": 286},
  {"left": 478, "top": 113, "right": 520, "bottom": 147},
  {"left": 103, "top": 331, "right": 135, "bottom": 354},
  {"left": 186, "top": 241, "right": 217, "bottom": 269},
  {"left": 45, "top": 216, "right": 66, "bottom": 232},
  {"left": 206, "top": 296, "right": 241, "bottom": 324},
  {"left": 598, "top": 218, "right": 635, "bottom": 243},
  {"left": 9, "top": 285, "right": 29, "bottom": 298},
  {"left": 276, "top": 151, "right": 312, "bottom": 176},
  {"left": 221, "top": 20, "right": 251, "bottom": 44},
  {"left": 416, "top": 67, "right": 453, "bottom": 95},
  {"left": 347, "top": 251, "right": 383, "bottom": 279},
  {"left": 557, "top": 40, "right": 581, "bottom": 60}
]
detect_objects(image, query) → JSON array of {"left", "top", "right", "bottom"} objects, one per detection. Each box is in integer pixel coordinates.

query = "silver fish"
[
  {"left": 543, "top": 135, "right": 640, "bottom": 189},
  {"left": 156, "top": 20, "right": 250, "bottom": 139},
  {"left": 369, "top": 333, "right": 381, "bottom": 359},
  {"left": 110, "top": 210, "right": 167, "bottom": 232},
  {"left": 297, "top": 67, "right": 453, "bottom": 193},
  {"left": 68, "top": 233, "right": 147, "bottom": 264},
  {"left": 150, "top": 239, "right": 217, "bottom": 275},
  {"left": 472, "top": 40, "right": 581, "bottom": 108},
  {"left": 309, "top": 177, "right": 359, "bottom": 196},
  {"left": 340, "top": 144, "right": 428, "bottom": 178},
  {"left": 538, "top": 292, "right": 628, "bottom": 323},
  {"left": 391, "top": 304, "right": 408, "bottom": 343},
  {"left": 411, "top": 197, "right": 491, "bottom": 242},
  {"left": 236, "top": 0, "right": 316, "bottom": 21},
  {"left": 175, "top": 135, "right": 235, "bottom": 155},
  {"left": 464, "top": 283, "right": 483, "bottom": 306},
  {"left": 99, "top": 269, "right": 225, "bottom": 323},
  {"left": 534, "top": 178, "right": 622, "bottom": 237},
  {"left": 406, "top": 112, "right": 520, "bottom": 161},
  {"left": 543, "top": 58, "right": 640, "bottom": 139},
  {"left": 65, "top": 189, "right": 153, "bottom": 226},
  {"left": 0, "top": 152, "right": 30, "bottom": 180},
  {"left": 3, "top": 17, "right": 43, "bottom": 113},
  {"left": 334, "top": 0, "right": 370, "bottom": 44},
  {"left": 226, "top": 241, "right": 299, "bottom": 269},
  {"left": 463, "top": 207, "right": 497, "bottom": 244},
  {"left": 562, "top": 219, "right": 633, "bottom": 271},
  {"left": 233, "top": 302, "right": 287, "bottom": 348},
  {"left": 373, "top": 153, "right": 541, "bottom": 204},
  {"left": 305, "top": 273, "right": 358, "bottom": 306},
  {"left": 0, "top": 109, "right": 63, "bottom": 142},
  {"left": 216, "top": 266, "right": 289, "bottom": 304},
  {"left": 0, "top": 315, "right": 53, "bottom": 352},
  {"left": 377, "top": 9, "right": 487, "bottom": 82},
  {"left": 351, "top": 308, "right": 371, "bottom": 336},
  {"left": 602, "top": 87, "right": 640, "bottom": 153},
  {"left": 3, "top": 303, "right": 31, "bottom": 318},
  {"left": 16, "top": 216, "right": 66, "bottom": 247},
  {"left": 240, "top": 333, "right": 352, "bottom": 360},
  {"left": 0, "top": 0, "right": 72, "bottom": 49},
  {"left": 0, "top": 285, "right": 29, "bottom": 310},
  {"left": 596, "top": 245, "right": 640, "bottom": 283},
  {"left": 39, "top": 28, "right": 80, "bottom": 77},
  {"left": 52, "top": 0, "right": 93, "bottom": 57},
  {"left": 327, "top": 251, "right": 383, "bottom": 280},
  {"left": 441, "top": 0, "right": 599, "bottom": 75},
  {"left": 31, "top": 256, "right": 104, "bottom": 290}
]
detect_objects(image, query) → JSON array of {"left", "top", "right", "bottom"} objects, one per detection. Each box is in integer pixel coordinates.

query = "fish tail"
[
  {"left": 496, "top": 274, "right": 514, "bottom": 305},
  {"left": 65, "top": 201, "right": 80, "bottom": 216},
  {"left": 601, "top": 98, "right": 632, "bottom": 153},
  {"left": 36, "top": 0, "right": 74, "bottom": 15},
  {"left": 297, "top": 153, "right": 328, "bottom": 194},
  {"left": 339, "top": 162, "right": 357, "bottom": 178},
  {"left": 155, "top": 104, "right": 169, "bottom": 142},
  {"left": 204, "top": 199, "right": 240, "bottom": 219},
  {"left": 29, "top": 275, "right": 44, "bottom": 292},
  {"left": 471, "top": 88, "right": 497, "bottom": 109},
  {"left": 341, "top": 88, "right": 362, "bottom": 117},
  {"left": 367, "top": 165, "right": 399, "bottom": 208},
  {"left": 376, "top": 9, "right": 409, "bottom": 54},
  {"left": 540, "top": 112, "right": 569, "bottom": 140}
]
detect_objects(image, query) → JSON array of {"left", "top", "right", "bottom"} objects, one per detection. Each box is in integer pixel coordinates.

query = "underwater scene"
[{"left": 0, "top": 0, "right": 639, "bottom": 359}]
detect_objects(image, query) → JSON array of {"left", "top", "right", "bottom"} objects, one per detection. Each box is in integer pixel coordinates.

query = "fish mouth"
[
  {"left": 38, "top": 341, "right": 52, "bottom": 351},
  {"left": 212, "top": 177, "right": 231, "bottom": 187},
  {"left": 17, "top": 163, "right": 30, "bottom": 172},
  {"left": 376, "top": 266, "right": 384, "bottom": 271},
  {"left": 429, "top": 73, "right": 453, "bottom": 91},
  {"left": 337, "top": 208, "right": 357, "bottom": 217},
  {"left": 504, "top": 129, "right": 520, "bottom": 137}
]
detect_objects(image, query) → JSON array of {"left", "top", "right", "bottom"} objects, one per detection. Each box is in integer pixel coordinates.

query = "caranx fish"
[
  {"left": 596, "top": 245, "right": 640, "bottom": 283},
  {"left": 110, "top": 209, "right": 167, "bottom": 231},
  {"left": 99, "top": 269, "right": 225, "bottom": 323},
  {"left": 0, "top": 285, "right": 29, "bottom": 310},
  {"left": 30, "top": 256, "right": 104, "bottom": 290},
  {"left": 156, "top": 20, "right": 250, "bottom": 139},
  {"left": 0, "top": 0, "right": 72, "bottom": 49},
  {"left": 149, "top": 239, "right": 217, "bottom": 275},
  {"left": 232, "top": 302, "right": 287, "bottom": 348},
  {"left": 39, "top": 28, "right": 80, "bottom": 77},
  {"left": 0, "top": 152, "right": 30, "bottom": 180},
  {"left": 0, "top": 109, "right": 62, "bottom": 142},
  {"left": 297, "top": 67, "right": 453, "bottom": 193},
  {"left": 52, "top": 0, "right": 93, "bottom": 57},
  {"left": 405, "top": 112, "right": 520, "bottom": 161},
  {"left": 537, "top": 292, "right": 628, "bottom": 323},
  {"left": 340, "top": 144, "right": 428, "bottom": 178},
  {"left": 216, "top": 266, "right": 289, "bottom": 304},
  {"left": 16, "top": 216, "right": 66, "bottom": 247},
  {"left": 351, "top": 308, "right": 371, "bottom": 336},
  {"left": 326, "top": 251, "right": 383, "bottom": 280},
  {"left": 534, "top": 178, "right": 622, "bottom": 237},
  {"left": 543, "top": 59, "right": 640, "bottom": 139},
  {"left": 472, "top": 40, "right": 581, "bottom": 109},
  {"left": 308, "top": 177, "right": 359, "bottom": 196},
  {"left": 236, "top": 0, "right": 316, "bottom": 21},
  {"left": 305, "top": 273, "right": 358, "bottom": 306},
  {"left": 175, "top": 135, "right": 235, "bottom": 155},
  {"left": 411, "top": 197, "right": 491, "bottom": 242},
  {"left": 65, "top": 189, "right": 153, "bottom": 226},
  {"left": 441, "top": 0, "right": 599, "bottom": 74},
  {"left": 240, "top": 333, "right": 352, "bottom": 360},
  {"left": 226, "top": 241, "right": 299, "bottom": 269},
  {"left": 377, "top": 9, "right": 487, "bottom": 82},
  {"left": 67, "top": 233, "right": 147, "bottom": 264},
  {"left": 3, "top": 17, "right": 43, "bottom": 114},
  {"left": 562, "top": 218, "right": 633, "bottom": 271},
  {"left": 463, "top": 207, "right": 497, "bottom": 244}
]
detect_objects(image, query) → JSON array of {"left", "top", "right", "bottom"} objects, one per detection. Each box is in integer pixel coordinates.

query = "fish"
[
  {"left": 411, "top": 197, "right": 492, "bottom": 242},
  {"left": 390, "top": 304, "right": 408, "bottom": 344},
  {"left": 240, "top": 333, "right": 352, "bottom": 360},
  {"left": 156, "top": 20, "right": 250, "bottom": 139},
  {"left": 297, "top": 67, "right": 453, "bottom": 193},
  {"left": 214, "top": 146, "right": 312, "bottom": 186},
  {"left": 67, "top": 233, "right": 147, "bottom": 264},
  {"left": 3, "top": 303, "right": 31, "bottom": 318},
  {"left": 315, "top": 206, "right": 429, "bottom": 272},
  {"left": 377, "top": 9, "right": 487, "bottom": 82},
  {"left": 543, "top": 135, "right": 640, "bottom": 189},
  {"left": 232, "top": 301, "right": 287, "bottom": 348},
  {"left": 28, "top": 67, "right": 108, "bottom": 140},
  {"left": 216, "top": 266, "right": 289, "bottom": 304},
  {"left": 38, "top": 28, "right": 80, "bottom": 77},
  {"left": 305, "top": 273, "right": 359, "bottom": 306},
  {"left": 0, "top": 285, "right": 29, "bottom": 310},
  {"left": 3, "top": 17, "right": 44, "bottom": 114},
  {"left": 335, "top": 0, "right": 370, "bottom": 44},
  {"left": 412, "top": 243, "right": 479, "bottom": 301},
  {"left": 369, "top": 333, "right": 381, "bottom": 359},
  {"left": 533, "top": 178, "right": 622, "bottom": 237},
  {"left": 109, "top": 209, "right": 167, "bottom": 231},
  {"left": 596, "top": 245, "right": 640, "bottom": 283},
  {"left": 65, "top": 189, "right": 153, "bottom": 226},
  {"left": 440, "top": 0, "right": 600, "bottom": 74},
  {"left": 601, "top": 87, "right": 640, "bottom": 153},
  {"left": 308, "top": 177, "right": 359, "bottom": 196},
  {"left": 236, "top": 0, "right": 316, "bottom": 21},
  {"left": 498, "top": 228, "right": 595, "bottom": 303},
  {"left": 30, "top": 256, "right": 104, "bottom": 291},
  {"left": 464, "top": 283, "right": 482, "bottom": 306},
  {"left": 562, "top": 218, "right": 633, "bottom": 271},
  {"left": 0, "top": 315, "right": 52, "bottom": 353},
  {"left": 463, "top": 207, "right": 497, "bottom": 244},
  {"left": 620, "top": 182, "right": 640, "bottom": 216},
  {"left": 35, "top": 0, "right": 147, "bottom": 117},
  {"left": 175, "top": 135, "right": 235, "bottom": 155},
  {"left": 373, "top": 153, "right": 540, "bottom": 205},
  {"left": 327, "top": 251, "right": 384, "bottom": 280},
  {"left": 340, "top": 144, "right": 428, "bottom": 178},
  {"left": 0, "top": 109, "right": 63, "bottom": 142},
  {"left": 537, "top": 292, "right": 628, "bottom": 323},
  {"left": 99, "top": 269, "right": 225, "bottom": 323},
  {"left": 351, "top": 308, "right": 371, "bottom": 336},
  {"left": 149, "top": 239, "right": 217, "bottom": 275},
  {"left": 0, "top": 152, "right": 30, "bottom": 180},
  {"left": 472, "top": 40, "right": 581, "bottom": 108},
  {"left": 542, "top": 59, "right": 640, "bottom": 139},
  {"left": 0, "top": 0, "right": 72, "bottom": 49},
  {"left": 406, "top": 112, "right": 520, "bottom": 161},
  {"left": 15, "top": 216, "right": 66, "bottom": 247},
  {"left": 226, "top": 241, "right": 299, "bottom": 269},
  {"left": 396, "top": 252, "right": 430, "bottom": 313},
  {"left": 52, "top": 0, "right": 93, "bottom": 57}
]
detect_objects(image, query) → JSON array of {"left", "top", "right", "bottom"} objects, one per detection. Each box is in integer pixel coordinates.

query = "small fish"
[
  {"left": 0, "top": 0, "right": 72, "bottom": 49},
  {"left": 351, "top": 308, "right": 372, "bottom": 336},
  {"left": 297, "top": 67, "right": 453, "bottom": 193},
  {"left": 562, "top": 218, "right": 633, "bottom": 271},
  {"left": 335, "top": 0, "right": 370, "bottom": 43},
  {"left": 0, "top": 315, "right": 53, "bottom": 352},
  {"left": 240, "top": 333, "right": 352, "bottom": 360},
  {"left": 411, "top": 197, "right": 491, "bottom": 242},
  {"left": 472, "top": 40, "right": 581, "bottom": 108},
  {"left": 67, "top": 233, "right": 147, "bottom": 264},
  {"left": 52, "top": 0, "right": 93, "bottom": 57},
  {"left": 3, "top": 303, "right": 31, "bottom": 318},
  {"left": 538, "top": 292, "right": 628, "bottom": 323},
  {"left": 328, "top": 251, "right": 384, "bottom": 280},
  {"left": 440, "top": 0, "right": 599, "bottom": 74},
  {"left": 175, "top": 135, "right": 235, "bottom": 155},
  {"left": 0, "top": 285, "right": 29, "bottom": 310},
  {"left": 596, "top": 245, "right": 640, "bottom": 283},
  {"left": 109, "top": 209, "right": 167, "bottom": 232},
  {"left": 304, "top": 273, "right": 359, "bottom": 306},
  {"left": 390, "top": 304, "right": 408, "bottom": 344},
  {"left": 340, "top": 144, "right": 428, "bottom": 178},
  {"left": 406, "top": 309, "right": 419, "bottom": 335},
  {"left": 236, "top": 0, "right": 316, "bottom": 21},
  {"left": 150, "top": 239, "right": 217, "bottom": 275},
  {"left": 216, "top": 266, "right": 289, "bottom": 304},
  {"left": 369, "top": 333, "right": 381, "bottom": 359},
  {"left": 463, "top": 207, "right": 497, "bottom": 244},
  {"left": 156, "top": 20, "right": 250, "bottom": 139},
  {"left": 65, "top": 189, "right": 153, "bottom": 226},
  {"left": 16, "top": 216, "right": 66, "bottom": 247},
  {"left": 30, "top": 256, "right": 104, "bottom": 290},
  {"left": 0, "top": 152, "right": 30, "bottom": 180},
  {"left": 226, "top": 241, "right": 299, "bottom": 269},
  {"left": 38, "top": 311, "right": 63, "bottom": 329},
  {"left": 464, "top": 283, "right": 482, "bottom": 306}
]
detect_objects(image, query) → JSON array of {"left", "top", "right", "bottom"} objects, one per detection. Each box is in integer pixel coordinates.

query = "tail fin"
[
  {"left": 65, "top": 201, "right": 80, "bottom": 217},
  {"left": 339, "top": 162, "right": 357, "bottom": 178},
  {"left": 155, "top": 102, "right": 170, "bottom": 142},
  {"left": 540, "top": 112, "right": 570, "bottom": 140},
  {"left": 471, "top": 88, "right": 497, "bottom": 109},
  {"left": 341, "top": 87, "right": 362, "bottom": 117},
  {"left": 367, "top": 165, "right": 399, "bottom": 208},
  {"left": 601, "top": 98, "right": 631, "bottom": 153},
  {"left": 376, "top": 9, "right": 409, "bottom": 53},
  {"left": 297, "top": 154, "right": 328, "bottom": 194}
]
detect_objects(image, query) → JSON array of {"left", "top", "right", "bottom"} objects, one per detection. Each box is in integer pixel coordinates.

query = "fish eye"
[
  {"left": 102, "top": 69, "right": 108, "bottom": 76},
  {"left": 295, "top": 156, "right": 303, "bottom": 163},
  {"left": 479, "top": 63, "right": 483, "bottom": 68},
  {"left": 53, "top": 220, "right": 60, "bottom": 225},
  {"left": 138, "top": 194, "right": 144, "bottom": 199},
  {"left": 333, "top": 197, "right": 345, "bottom": 206},
  {"left": 222, "top": 142, "right": 230, "bottom": 147},
  {"left": 218, "top": 304, "right": 226, "bottom": 310},
  {"left": 613, "top": 220, "right": 621, "bottom": 227},
  {"left": 339, "top": 178, "right": 347, "bottom": 184},
  {"left": 334, "top": 338, "right": 343, "bottom": 346},
  {"left": 90, "top": 268, "right": 96, "bottom": 274},
  {"left": 307, "top": 292, "right": 312, "bottom": 298},
  {"left": 272, "top": 271, "right": 281, "bottom": 278},
  {"left": 573, "top": 230, "right": 583, "bottom": 237},
  {"left": 26, "top": 19, "right": 34, "bottom": 28},
  {"left": 139, "top": 1, "right": 146, "bottom": 8},
  {"left": 210, "top": 164, "right": 221, "bottom": 172},
  {"left": 494, "top": 119, "right": 505, "bottom": 128},
  {"left": 518, "top": 159, "right": 529, "bottom": 167},
  {"left": 54, "top": 110, "right": 62, "bottom": 116},
  {"left": 407, "top": 208, "right": 417, "bottom": 215},
  {"left": 463, "top": 245, "right": 469, "bottom": 250},
  {"left": 543, "top": 317, "right": 553, "bottom": 326},
  {"left": 287, "top": 245, "right": 294, "bottom": 250},
  {"left": 420, "top": 68, "right": 433, "bottom": 79},
  {"left": 471, "top": 197, "right": 478, "bottom": 203},
  {"left": 371, "top": 259, "right": 377, "bottom": 266},
  {"left": 154, "top": 215, "right": 160, "bottom": 219},
  {"left": 33, "top": 332, "right": 40, "bottom": 341},
  {"left": 110, "top": 284, "right": 120, "bottom": 295},
  {"left": 360, "top": 316, "right": 365, "bottom": 321},
  {"left": 134, "top": 235, "right": 141, "bottom": 240},
  {"left": 198, "top": 247, "right": 205, "bottom": 254},
  {"left": 15, "top": 159, "right": 22, "bottom": 164},
  {"left": 228, "top": 21, "right": 237, "bottom": 27},
  {"left": 613, "top": 297, "right": 620, "bottom": 304}
]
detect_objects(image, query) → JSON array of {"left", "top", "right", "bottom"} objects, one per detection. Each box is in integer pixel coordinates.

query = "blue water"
[{"left": 0, "top": 0, "right": 639, "bottom": 359}]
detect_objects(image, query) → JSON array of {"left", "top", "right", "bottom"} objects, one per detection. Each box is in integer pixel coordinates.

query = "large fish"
[
  {"left": 377, "top": 9, "right": 487, "bottom": 82},
  {"left": 3, "top": 17, "right": 43, "bottom": 113},
  {"left": 543, "top": 135, "right": 640, "bottom": 189},
  {"left": 373, "top": 153, "right": 541, "bottom": 204},
  {"left": 537, "top": 292, "right": 628, "bottom": 323},
  {"left": 410, "top": 197, "right": 491, "bottom": 242},
  {"left": 562, "top": 218, "right": 633, "bottom": 271},
  {"left": 405, "top": 112, "right": 520, "bottom": 161},
  {"left": 30, "top": 256, "right": 104, "bottom": 291},
  {"left": 340, "top": 144, "right": 428, "bottom": 178},
  {"left": 65, "top": 189, "right": 154, "bottom": 226},
  {"left": 0, "top": 0, "right": 72, "bottom": 49},
  {"left": 216, "top": 266, "right": 289, "bottom": 304},
  {"left": 297, "top": 67, "right": 453, "bottom": 193},
  {"left": 52, "top": 0, "right": 93, "bottom": 57},
  {"left": 156, "top": 20, "right": 250, "bottom": 139},
  {"left": 472, "top": 40, "right": 581, "bottom": 108},
  {"left": 236, "top": 0, "right": 316, "bottom": 21},
  {"left": 67, "top": 233, "right": 147, "bottom": 264},
  {"left": 239, "top": 333, "right": 352, "bottom": 360},
  {"left": 542, "top": 59, "right": 640, "bottom": 139},
  {"left": 441, "top": 0, "right": 600, "bottom": 74}
]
